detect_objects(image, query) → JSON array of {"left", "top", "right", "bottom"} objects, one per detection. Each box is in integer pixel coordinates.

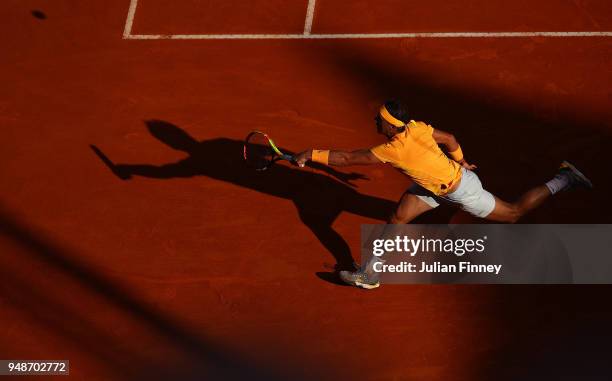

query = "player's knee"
[
  {"left": 390, "top": 205, "right": 416, "bottom": 224},
  {"left": 506, "top": 205, "right": 522, "bottom": 223},
  {"left": 507, "top": 215, "right": 520, "bottom": 224},
  {"left": 389, "top": 212, "right": 409, "bottom": 224}
]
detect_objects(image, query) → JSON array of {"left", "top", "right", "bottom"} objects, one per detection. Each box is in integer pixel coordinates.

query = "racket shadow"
[{"left": 91, "top": 120, "right": 396, "bottom": 273}]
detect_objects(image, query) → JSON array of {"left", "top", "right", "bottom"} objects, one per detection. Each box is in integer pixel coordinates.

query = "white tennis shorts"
[{"left": 410, "top": 168, "right": 496, "bottom": 218}]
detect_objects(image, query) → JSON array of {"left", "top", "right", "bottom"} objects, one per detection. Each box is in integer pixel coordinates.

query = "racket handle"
[{"left": 282, "top": 154, "right": 295, "bottom": 162}]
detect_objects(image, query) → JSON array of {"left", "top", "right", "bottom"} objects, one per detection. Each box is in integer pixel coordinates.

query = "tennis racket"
[{"left": 243, "top": 131, "right": 294, "bottom": 171}]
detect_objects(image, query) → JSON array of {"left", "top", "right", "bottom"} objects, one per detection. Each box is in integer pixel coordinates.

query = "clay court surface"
[{"left": 1, "top": 1, "right": 612, "bottom": 380}]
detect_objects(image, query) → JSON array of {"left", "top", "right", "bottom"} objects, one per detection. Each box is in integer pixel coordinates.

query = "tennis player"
[{"left": 294, "top": 100, "right": 593, "bottom": 289}]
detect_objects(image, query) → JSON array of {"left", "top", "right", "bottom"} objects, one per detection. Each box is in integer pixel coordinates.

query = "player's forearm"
[
  {"left": 296, "top": 148, "right": 379, "bottom": 167},
  {"left": 328, "top": 150, "right": 353, "bottom": 166},
  {"left": 444, "top": 136, "right": 464, "bottom": 163},
  {"left": 444, "top": 135, "right": 460, "bottom": 153},
  {"left": 304, "top": 149, "right": 351, "bottom": 166},
  {"left": 444, "top": 140, "right": 476, "bottom": 169}
]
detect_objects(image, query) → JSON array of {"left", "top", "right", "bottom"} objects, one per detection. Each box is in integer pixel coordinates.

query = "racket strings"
[{"left": 244, "top": 132, "right": 275, "bottom": 170}]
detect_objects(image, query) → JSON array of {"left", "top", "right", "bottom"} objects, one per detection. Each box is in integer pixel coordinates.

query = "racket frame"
[{"left": 243, "top": 131, "right": 294, "bottom": 170}]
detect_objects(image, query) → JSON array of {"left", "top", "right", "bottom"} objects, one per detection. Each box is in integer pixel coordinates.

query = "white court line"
[
  {"left": 123, "top": 0, "right": 139, "bottom": 38},
  {"left": 304, "top": 0, "right": 317, "bottom": 35},
  {"left": 126, "top": 31, "right": 612, "bottom": 40},
  {"left": 122, "top": 0, "right": 611, "bottom": 40}
]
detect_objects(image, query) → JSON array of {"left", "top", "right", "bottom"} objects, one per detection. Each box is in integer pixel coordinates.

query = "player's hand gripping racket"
[{"left": 243, "top": 131, "right": 294, "bottom": 171}]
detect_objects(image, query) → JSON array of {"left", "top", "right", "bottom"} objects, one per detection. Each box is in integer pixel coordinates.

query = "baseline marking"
[
  {"left": 125, "top": 31, "right": 612, "bottom": 40},
  {"left": 304, "top": 0, "right": 317, "bottom": 35},
  {"left": 123, "top": 0, "right": 139, "bottom": 38},
  {"left": 122, "top": 0, "right": 611, "bottom": 39}
]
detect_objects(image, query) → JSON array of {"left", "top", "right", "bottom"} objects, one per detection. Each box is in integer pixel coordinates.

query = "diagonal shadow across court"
[{"left": 0, "top": 206, "right": 315, "bottom": 381}]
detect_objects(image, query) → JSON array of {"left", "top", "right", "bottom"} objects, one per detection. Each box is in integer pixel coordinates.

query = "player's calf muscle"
[{"left": 485, "top": 199, "right": 520, "bottom": 223}]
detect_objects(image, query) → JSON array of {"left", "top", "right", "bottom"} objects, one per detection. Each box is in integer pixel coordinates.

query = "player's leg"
[
  {"left": 339, "top": 188, "right": 436, "bottom": 289},
  {"left": 485, "top": 186, "right": 550, "bottom": 223},
  {"left": 484, "top": 161, "right": 592, "bottom": 222},
  {"left": 389, "top": 191, "right": 436, "bottom": 223}
]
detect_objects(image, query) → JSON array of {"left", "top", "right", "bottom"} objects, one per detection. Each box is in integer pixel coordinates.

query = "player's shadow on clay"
[{"left": 91, "top": 119, "right": 397, "bottom": 276}]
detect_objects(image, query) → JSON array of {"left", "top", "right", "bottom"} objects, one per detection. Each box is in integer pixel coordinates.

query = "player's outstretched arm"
[
  {"left": 432, "top": 129, "right": 477, "bottom": 170},
  {"left": 294, "top": 149, "right": 381, "bottom": 167}
]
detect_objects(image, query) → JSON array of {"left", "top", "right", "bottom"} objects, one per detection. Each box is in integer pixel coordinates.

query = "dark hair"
[{"left": 384, "top": 100, "right": 409, "bottom": 124}]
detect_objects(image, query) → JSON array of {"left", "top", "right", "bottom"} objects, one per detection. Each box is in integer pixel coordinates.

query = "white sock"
[{"left": 545, "top": 173, "right": 570, "bottom": 195}]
